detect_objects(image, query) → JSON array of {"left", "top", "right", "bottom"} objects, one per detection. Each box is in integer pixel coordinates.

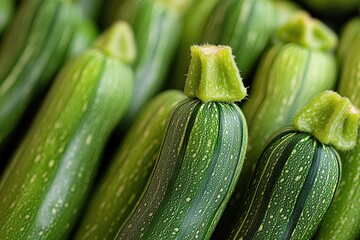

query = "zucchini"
[
  {"left": 169, "top": 0, "right": 220, "bottom": 90},
  {"left": 66, "top": 16, "right": 98, "bottom": 60},
  {"left": 214, "top": 12, "right": 338, "bottom": 237},
  {"left": 337, "top": 17, "right": 360, "bottom": 65},
  {"left": 73, "top": 90, "right": 187, "bottom": 240},
  {"left": 0, "top": 22, "right": 135, "bottom": 239},
  {"left": 272, "top": 0, "right": 301, "bottom": 27},
  {"left": 115, "top": 45, "right": 247, "bottom": 240},
  {"left": 0, "top": 0, "right": 13, "bottom": 34},
  {"left": 117, "top": 0, "right": 194, "bottom": 127},
  {"left": 202, "top": 0, "right": 276, "bottom": 83},
  {"left": 315, "top": 20, "right": 360, "bottom": 240},
  {"left": 0, "top": 0, "right": 78, "bottom": 146},
  {"left": 228, "top": 91, "right": 360, "bottom": 239},
  {"left": 77, "top": 0, "right": 103, "bottom": 20}
]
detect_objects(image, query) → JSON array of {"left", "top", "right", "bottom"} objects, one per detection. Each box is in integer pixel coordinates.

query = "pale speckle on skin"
[
  {"left": 86, "top": 135, "right": 93, "bottom": 145},
  {"left": 34, "top": 155, "right": 41, "bottom": 163},
  {"left": 258, "top": 224, "right": 264, "bottom": 231},
  {"left": 48, "top": 160, "right": 55, "bottom": 168},
  {"left": 186, "top": 197, "right": 191, "bottom": 202}
]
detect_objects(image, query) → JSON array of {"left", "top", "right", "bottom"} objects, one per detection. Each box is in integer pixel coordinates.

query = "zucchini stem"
[
  {"left": 184, "top": 45, "right": 247, "bottom": 103},
  {"left": 93, "top": 21, "right": 136, "bottom": 64},
  {"left": 275, "top": 11, "right": 338, "bottom": 51},
  {"left": 293, "top": 90, "right": 360, "bottom": 151}
]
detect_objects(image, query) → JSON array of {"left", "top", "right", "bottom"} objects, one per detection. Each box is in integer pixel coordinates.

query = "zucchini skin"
[
  {"left": 170, "top": 0, "right": 220, "bottom": 90},
  {"left": 66, "top": 16, "right": 98, "bottom": 60},
  {"left": 228, "top": 130, "right": 340, "bottom": 240},
  {"left": 73, "top": 90, "right": 187, "bottom": 240},
  {"left": 120, "top": 1, "right": 182, "bottom": 127},
  {"left": 315, "top": 22, "right": 360, "bottom": 240},
  {"left": 77, "top": 0, "right": 103, "bottom": 20},
  {"left": 214, "top": 42, "right": 337, "bottom": 238},
  {"left": 0, "top": 0, "right": 13, "bottom": 34},
  {"left": 115, "top": 99, "right": 247, "bottom": 240},
  {"left": 0, "top": 49, "right": 133, "bottom": 239},
  {"left": 337, "top": 17, "right": 360, "bottom": 66},
  {"left": 203, "top": 0, "right": 275, "bottom": 82},
  {"left": 0, "top": 0, "right": 78, "bottom": 146}
]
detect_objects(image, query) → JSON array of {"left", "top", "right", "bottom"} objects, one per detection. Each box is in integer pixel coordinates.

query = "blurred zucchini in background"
[
  {"left": 315, "top": 19, "right": 360, "bottom": 240},
  {"left": 114, "top": 0, "right": 194, "bottom": 128},
  {"left": 272, "top": 0, "right": 301, "bottom": 27},
  {"left": 169, "top": 0, "right": 220, "bottom": 90},
  {"left": 337, "top": 17, "right": 360, "bottom": 65},
  {"left": 77, "top": 0, "right": 103, "bottom": 21},
  {"left": 0, "top": 21, "right": 135, "bottom": 239},
  {"left": 116, "top": 45, "right": 248, "bottom": 240},
  {"left": 0, "top": 0, "right": 13, "bottom": 35},
  {"left": 228, "top": 90, "right": 360, "bottom": 239},
  {"left": 73, "top": 90, "right": 186, "bottom": 240},
  {"left": 102, "top": 0, "right": 142, "bottom": 28},
  {"left": 0, "top": 0, "right": 78, "bottom": 148},
  {"left": 66, "top": 15, "right": 98, "bottom": 60},
  {"left": 202, "top": 0, "right": 276, "bottom": 85},
  {"left": 213, "top": 11, "right": 338, "bottom": 238}
]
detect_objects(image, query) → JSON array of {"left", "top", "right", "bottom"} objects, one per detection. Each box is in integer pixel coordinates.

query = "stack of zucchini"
[{"left": 0, "top": 0, "right": 360, "bottom": 239}]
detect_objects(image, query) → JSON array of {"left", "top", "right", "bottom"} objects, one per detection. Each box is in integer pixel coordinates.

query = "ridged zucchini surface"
[
  {"left": 116, "top": 98, "right": 247, "bottom": 240},
  {"left": 0, "top": 0, "right": 78, "bottom": 146},
  {"left": 228, "top": 129, "right": 340, "bottom": 240},
  {"left": 0, "top": 23, "right": 134, "bottom": 239},
  {"left": 73, "top": 90, "right": 186, "bottom": 240},
  {"left": 119, "top": 0, "right": 184, "bottom": 127},
  {"left": 203, "top": 0, "right": 275, "bottom": 82},
  {"left": 214, "top": 13, "right": 338, "bottom": 238},
  {"left": 315, "top": 20, "right": 360, "bottom": 240}
]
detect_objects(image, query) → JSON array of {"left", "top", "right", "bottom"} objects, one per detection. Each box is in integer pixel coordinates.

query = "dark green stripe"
[
  {"left": 244, "top": 132, "right": 305, "bottom": 239},
  {"left": 178, "top": 102, "right": 222, "bottom": 237},
  {"left": 0, "top": 0, "right": 43, "bottom": 80},
  {"left": 203, "top": 103, "right": 245, "bottom": 233},
  {"left": 13, "top": 4, "right": 61, "bottom": 91},
  {"left": 282, "top": 138, "right": 320, "bottom": 239},
  {"left": 32, "top": 56, "right": 106, "bottom": 216},
  {"left": 0, "top": 1, "right": 56, "bottom": 85},
  {"left": 145, "top": 99, "right": 202, "bottom": 235}
]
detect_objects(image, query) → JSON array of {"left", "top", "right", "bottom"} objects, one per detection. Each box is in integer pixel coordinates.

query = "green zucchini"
[
  {"left": 0, "top": 21, "right": 135, "bottom": 239},
  {"left": 228, "top": 91, "right": 360, "bottom": 239},
  {"left": 0, "top": 0, "right": 13, "bottom": 34},
  {"left": 214, "top": 12, "right": 338, "bottom": 237},
  {"left": 66, "top": 16, "right": 98, "bottom": 60},
  {"left": 115, "top": 45, "right": 247, "bottom": 240},
  {"left": 0, "top": 0, "right": 78, "bottom": 146},
  {"left": 119, "top": 0, "right": 193, "bottom": 127},
  {"left": 337, "top": 17, "right": 360, "bottom": 65},
  {"left": 169, "top": 0, "right": 220, "bottom": 90},
  {"left": 202, "top": 0, "right": 276, "bottom": 83},
  {"left": 77, "top": 0, "right": 103, "bottom": 20},
  {"left": 272, "top": 0, "right": 301, "bottom": 27},
  {"left": 315, "top": 20, "right": 360, "bottom": 240},
  {"left": 73, "top": 90, "right": 186, "bottom": 240}
]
